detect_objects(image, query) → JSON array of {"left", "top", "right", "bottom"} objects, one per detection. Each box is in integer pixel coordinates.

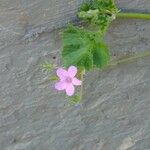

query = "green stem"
[
  {"left": 109, "top": 51, "right": 150, "bottom": 67},
  {"left": 80, "top": 69, "right": 85, "bottom": 100},
  {"left": 117, "top": 12, "right": 150, "bottom": 20}
]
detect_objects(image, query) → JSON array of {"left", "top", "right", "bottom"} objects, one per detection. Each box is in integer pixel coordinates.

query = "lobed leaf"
[
  {"left": 78, "top": 0, "right": 118, "bottom": 33},
  {"left": 62, "top": 25, "right": 110, "bottom": 70}
]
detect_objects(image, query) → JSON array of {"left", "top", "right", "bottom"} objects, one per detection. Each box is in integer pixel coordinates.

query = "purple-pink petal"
[
  {"left": 72, "top": 77, "right": 82, "bottom": 85},
  {"left": 56, "top": 68, "right": 68, "bottom": 80},
  {"left": 66, "top": 84, "right": 75, "bottom": 96},
  {"left": 68, "top": 66, "right": 77, "bottom": 77},
  {"left": 55, "top": 81, "right": 66, "bottom": 91}
]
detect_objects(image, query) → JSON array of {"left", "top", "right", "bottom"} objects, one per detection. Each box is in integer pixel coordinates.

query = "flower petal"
[
  {"left": 55, "top": 81, "right": 66, "bottom": 91},
  {"left": 72, "top": 77, "right": 82, "bottom": 85},
  {"left": 68, "top": 66, "right": 77, "bottom": 77},
  {"left": 56, "top": 68, "right": 68, "bottom": 80},
  {"left": 66, "top": 84, "right": 75, "bottom": 96}
]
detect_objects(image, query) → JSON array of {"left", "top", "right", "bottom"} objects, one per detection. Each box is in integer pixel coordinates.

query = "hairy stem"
[
  {"left": 117, "top": 12, "right": 150, "bottom": 20},
  {"left": 109, "top": 51, "right": 150, "bottom": 67},
  {"left": 80, "top": 69, "right": 85, "bottom": 100}
]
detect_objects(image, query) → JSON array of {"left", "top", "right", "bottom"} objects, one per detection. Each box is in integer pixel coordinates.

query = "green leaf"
[
  {"left": 93, "top": 40, "right": 110, "bottom": 68},
  {"left": 50, "top": 76, "right": 59, "bottom": 81},
  {"left": 78, "top": 0, "right": 118, "bottom": 33},
  {"left": 42, "top": 62, "right": 55, "bottom": 72},
  {"left": 70, "top": 95, "right": 81, "bottom": 105},
  {"left": 62, "top": 25, "right": 110, "bottom": 70},
  {"left": 79, "top": 0, "right": 91, "bottom": 11}
]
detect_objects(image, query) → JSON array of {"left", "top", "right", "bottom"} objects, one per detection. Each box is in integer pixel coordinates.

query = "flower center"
[{"left": 65, "top": 77, "right": 72, "bottom": 83}]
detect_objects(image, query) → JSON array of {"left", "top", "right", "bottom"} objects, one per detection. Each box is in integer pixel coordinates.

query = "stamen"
[{"left": 66, "top": 77, "right": 72, "bottom": 83}]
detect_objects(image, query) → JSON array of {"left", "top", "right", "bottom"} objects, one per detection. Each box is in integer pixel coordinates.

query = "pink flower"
[{"left": 55, "top": 66, "right": 82, "bottom": 96}]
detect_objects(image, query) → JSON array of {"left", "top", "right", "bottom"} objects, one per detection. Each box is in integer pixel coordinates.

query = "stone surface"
[{"left": 0, "top": 0, "right": 150, "bottom": 150}]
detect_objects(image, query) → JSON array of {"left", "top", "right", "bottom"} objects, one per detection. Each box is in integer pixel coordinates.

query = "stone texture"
[
  {"left": 116, "top": 0, "right": 150, "bottom": 12},
  {"left": 0, "top": 0, "right": 83, "bottom": 49},
  {"left": 0, "top": 0, "right": 150, "bottom": 150}
]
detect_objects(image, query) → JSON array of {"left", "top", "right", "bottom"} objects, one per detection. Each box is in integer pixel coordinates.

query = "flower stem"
[
  {"left": 117, "top": 12, "right": 150, "bottom": 20},
  {"left": 80, "top": 69, "right": 85, "bottom": 100},
  {"left": 109, "top": 51, "right": 150, "bottom": 68}
]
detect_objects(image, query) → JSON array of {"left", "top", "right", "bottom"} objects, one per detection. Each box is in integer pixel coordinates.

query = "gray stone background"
[{"left": 0, "top": 0, "right": 150, "bottom": 150}]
